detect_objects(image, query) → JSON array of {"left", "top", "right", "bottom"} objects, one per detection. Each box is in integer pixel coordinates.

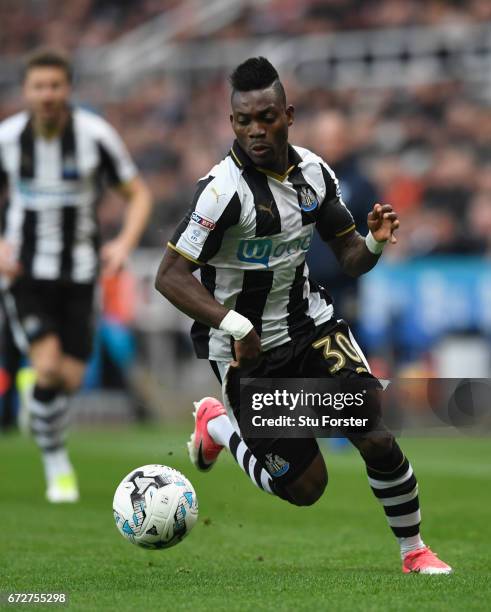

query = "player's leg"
[
  {"left": 191, "top": 395, "right": 326, "bottom": 504},
  {"left": 27, "top": 282, "right": 93, "bottom": 503},
  {"left": 188, "top": 361, "right": 274, "bottom": 492},
  {"left": 28, "top": 333, "right": 79, "bottom": 502},
  {"left": 267, "top": 442, "right": 327, "bottom": 506},
  {"left": 307, "top": 319, "right": 451, "bottom": 573},
  {"left": 35, "top": 282, "right": 96, "bottom": 503},
  {"left": 189, "top": 361, "right": 327, "bottom": 505},
  {"left": 286, "top": 452, "right": 327, "bottom": 505},
  {"left": 2, "top": 279, "right": 77, "bottom": 500},
  {"left": 30, "top": 353, "right": 87, "bottom": 504},
  {"left": 347, "top": 429, "right": 423, "bottom": 550},
  {"left": 45, "top": 282, "right": 95, "bottom": 501},
  {"left": 189, "top": 395, "right": 275, "bottom": 494},
  {"left": 347, "top": 429, "right": 451, "bottom": 573},
  {"left": 60, "top": 355, "right": 86, "bottom": 393}
]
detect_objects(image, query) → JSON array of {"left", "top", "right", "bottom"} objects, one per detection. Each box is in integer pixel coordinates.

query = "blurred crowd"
[
  {"left": 94, "top": 77, "right": 491, "bottom": 264},
  {"left": 0, "top": 0, "right": 490, "bottom": 413},
  {"left": 0, "top": 0, "right": 490, "bottom": 260},
  {"left": 1, "top": 0, "right": 491, "bottom": 53},
  {"left": 0, "top": 0, "right": 181, "bottom": 54}
]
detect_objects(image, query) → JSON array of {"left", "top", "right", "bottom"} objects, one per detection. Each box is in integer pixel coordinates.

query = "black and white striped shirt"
[
  {"left": 169, "top": 141, "right": 355, "bottom": 361},
  {"left": 0, "top": 107, "right": 137, "bottom": 283}
]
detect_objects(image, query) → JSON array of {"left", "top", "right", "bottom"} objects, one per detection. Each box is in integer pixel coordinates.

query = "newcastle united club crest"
[
  {"left": 298, "top": 185, "right": 319, "bottom": 212},
  {"left": 265, "top": 453, "right": 290, "bottom": 477}
]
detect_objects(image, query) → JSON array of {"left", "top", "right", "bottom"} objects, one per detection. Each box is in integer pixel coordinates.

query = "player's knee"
[
  {"left": 62, "top": 367, "right": 85, "bottom": 393},
  {"left": 284, "top": 465, "right": 328, "bottom": 507},
  {"left": 63, "top": 375, "right": 82, "bottom": 394},
  {"left": 30, "top": 337, "right": 63, "bottom": 387},
  {"left": 60, "top": 358, "right": 86, "bottom": 393},
  {"left": 35, "top": 363, "right": 63, "bottom": 388},
  {"left": 356, "top": 432, "right": 395, "bottom": 463},
  {"left": 292, "top": 475, "right": 328, "bottom": 507}
]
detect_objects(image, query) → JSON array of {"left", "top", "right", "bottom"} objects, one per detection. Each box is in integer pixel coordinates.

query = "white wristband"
[
  {"left": 365, "top": 231, "right": 386, "bottom": 255},
  {"left": 219, "top": 310, "right": 254, "bottom": 341}
]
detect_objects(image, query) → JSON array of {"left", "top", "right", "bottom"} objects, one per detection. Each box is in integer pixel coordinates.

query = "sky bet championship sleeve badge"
[{"left": 186, "top": 211, "right": 216, "bottom": 245}]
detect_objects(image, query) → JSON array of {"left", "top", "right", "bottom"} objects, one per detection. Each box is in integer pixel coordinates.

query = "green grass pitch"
[{"left": 0, "top": 427, "right": 489, "bottom": 611}]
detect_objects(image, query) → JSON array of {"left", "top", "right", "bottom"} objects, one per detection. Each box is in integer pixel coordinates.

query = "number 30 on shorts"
[{"left": 312, "top": 332, "right": 368, "bottom": 374}]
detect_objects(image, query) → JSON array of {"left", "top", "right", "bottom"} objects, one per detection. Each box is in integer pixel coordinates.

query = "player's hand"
[
  {"left": 100, "top": 238, "right": 131, "bottom": 275},
  {"left": 367, "top": 203, "right": 400, "bottom": 244},
  {"left": 231, "top": 328, "right": 262, "bottom": 369},
  {"left": 0, "top": 239, "right": 22, "bottom": 280}
]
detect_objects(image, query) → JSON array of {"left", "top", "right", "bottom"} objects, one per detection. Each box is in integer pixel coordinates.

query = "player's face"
[
  {"left": 230, "top": 87, "right": 294, "bottom": 172},
  {"left": 23, "top": 66, "right": 71, "bottom": 125}
]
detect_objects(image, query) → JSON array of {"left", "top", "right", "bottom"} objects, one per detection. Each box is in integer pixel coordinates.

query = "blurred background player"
[{"left": 0, "top": 49, "right": 152, "bottom": 502}]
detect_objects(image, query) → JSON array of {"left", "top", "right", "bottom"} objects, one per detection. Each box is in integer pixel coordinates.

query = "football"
[{"left": 113, "top": 464, "right": 198, "bottom": 549}]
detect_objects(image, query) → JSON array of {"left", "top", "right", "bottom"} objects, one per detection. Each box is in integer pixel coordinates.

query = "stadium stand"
[{"left": 1, "top": 0, "right": 490, "bottom": 416}]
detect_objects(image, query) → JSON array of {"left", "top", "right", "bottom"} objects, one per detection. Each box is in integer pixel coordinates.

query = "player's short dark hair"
[
  {"left": 230, "top": 57, "right": 286, "bottom": 106},
  {"left": 23, "top": 48, "right": 73, "bottom": 82}
]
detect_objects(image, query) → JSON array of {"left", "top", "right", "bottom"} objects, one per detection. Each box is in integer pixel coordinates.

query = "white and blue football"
[{"left": 113, "top": 464, "right": 198, "bottom": 549}]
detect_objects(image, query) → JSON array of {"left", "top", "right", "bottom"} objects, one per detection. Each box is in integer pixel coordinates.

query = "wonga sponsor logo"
[
  {"left": 237, "top": 234, "right": 312, "bottom": 268},
  {"left": 237, "top": 238, "right": 272, "bottom": 267}
]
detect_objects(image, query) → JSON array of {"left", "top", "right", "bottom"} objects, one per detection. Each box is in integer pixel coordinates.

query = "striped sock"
[
  {"left": 365, "top": 443, "right": 425, "bottom": 557},
  {"left": 30, "top": 385, "right": 72, "bottom": 480},
  {"left": 207, "top": 415, "right": 274, "bottom": 495}
]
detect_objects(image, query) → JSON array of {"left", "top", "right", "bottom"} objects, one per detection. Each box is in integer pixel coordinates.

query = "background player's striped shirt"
[
  {"left": 169, "top": 141, "right": 355, "bottom": 361},
  {"left": 0, "top": 107, "right": 137, "bottom": 283}
]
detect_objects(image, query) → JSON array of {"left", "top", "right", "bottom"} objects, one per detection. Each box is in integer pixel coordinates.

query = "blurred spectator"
[
  {"left": 306, "top": 110, "right": 378, "bottom": 325},
  {"left": 468, "top": 191, "right": 491, "bottom": 254}
]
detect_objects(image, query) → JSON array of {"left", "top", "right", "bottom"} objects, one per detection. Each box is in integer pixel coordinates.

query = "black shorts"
[
  {"left": 3, "top": 277, "right": 95, "bottom": 361},
  {"left": 216, "top": 319, "right": 379, "bottom": 486}
]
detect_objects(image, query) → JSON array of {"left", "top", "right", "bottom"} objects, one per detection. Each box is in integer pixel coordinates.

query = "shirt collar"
[
  {"left": 230, "top": 139, "right": 303, "bottom": 182},
  {"left": 29, "top": 105, "right": 73, "bottom": 139}
]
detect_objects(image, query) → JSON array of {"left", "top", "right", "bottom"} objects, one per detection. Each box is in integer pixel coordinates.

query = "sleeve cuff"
[
  {"left": 335, "top": 223, "right": 356, "bottom": 238},
  {"left": 166, "top": 242, "right": 204, "bottom": 266}
]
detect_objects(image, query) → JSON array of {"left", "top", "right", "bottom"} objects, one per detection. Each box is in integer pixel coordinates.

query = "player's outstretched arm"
[
  {"left": 328, "top": 203, "right": 399, "bottom": 278},
  {"left": 155, "top": 249, "right": 261, "bottom": 367}
]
